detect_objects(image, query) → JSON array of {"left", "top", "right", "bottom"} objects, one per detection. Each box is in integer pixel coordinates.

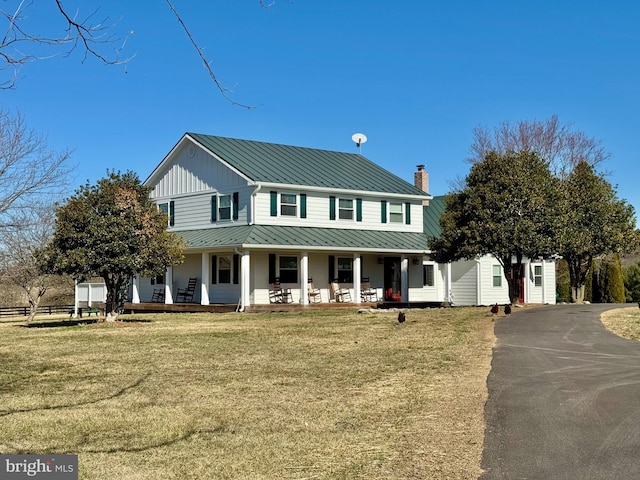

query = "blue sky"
[{"left": 4, "top": 1, "right": 640, "bottom": 218}]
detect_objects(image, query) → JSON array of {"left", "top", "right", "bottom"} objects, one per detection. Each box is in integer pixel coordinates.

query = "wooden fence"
[{"left": 0, "top": 305, "right": 73, "bottom": 318}]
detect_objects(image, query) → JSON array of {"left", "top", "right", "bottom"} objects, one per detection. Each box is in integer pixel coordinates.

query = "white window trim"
[
  {"left": 492, "top": 265, "right": 502, "bottom": 287},
  {"left": 423, "top": 262, "right": 436, "bottom": 287},
  {"left": 280, "top": 193, "right": 298, "bottom": 218},
  {"left": 218, "top": 194, "right": 232, "bottom": 222},
  {"left": 388, "top": 201, "right": 403, "bottom": 224},
  {"left": 338, "top": 198, "right": 355, "bottom": 221}
]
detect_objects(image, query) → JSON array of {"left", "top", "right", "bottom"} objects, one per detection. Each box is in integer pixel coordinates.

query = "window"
[
  {"left": 337, "top": 257, "right": 353, "bottom": 283},
  {"left": 218, "top": 195, "right": 231, "bottom": 221},
  {"left": 534, "top": 265, "right": 543, "bottom": 287},
  {"left": 492, "top": 265, "right": 502, "bottom": 287},
  {"left": 389, "top": 202, "right": 403, "bottom": 223},
  {"left": 151, "top": 274, "right": 165, "bottom": 285},
  {"left": 218, "top": 256, "right": 232, "bottom": 284},
  {"left": 423, "top": 264, "right": 435, "bottom": 287},
  {"left": 338, "top": 199, "right": 354, "bottom": 220},
  {"left": 279, "top": 256, "right": 298, "bottom": 283},
  {"left": 280, "top": 194, "right": 297, "bottom": 216},
  {"left": 158, "top": 201, "right": 174, "bottom": 226}
]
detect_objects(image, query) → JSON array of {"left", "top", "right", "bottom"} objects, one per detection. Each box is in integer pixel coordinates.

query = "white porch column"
[
  {"left": 446, "top": 262, "right": 453, "bottom": 303},
  {"left": 73, "top": 278, "right": 79, "bottom": 318},
  {"left": 201, "top": 252, "right": 210, "bottom": 305},
  {"left": 401, "top": 256, "right": 409, "bottom": 302},
  {"left": 541, "top": 259, "right": 546, "bottom": 304},
  {"left": 165, "top": 267, "right": 174, "bottom": 304},
  {"left": 131, "top": 275, "right": 140, "bottom": 304},
  {"left": 300, "top": 252, "right": 309, "bottom": 305},
  {"left": 353, "top": 254, "right": 362, "bottom": 303},
  {"left": 240, "top": 251, "right": 251, "bottom": 310},
  {"left": 525, "top": 260, "right": 531, "bottom": 303}
]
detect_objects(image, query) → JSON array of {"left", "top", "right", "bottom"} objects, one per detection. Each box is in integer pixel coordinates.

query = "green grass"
[{"left": 0, "top": 307, "right": 495, "bottom": 479}]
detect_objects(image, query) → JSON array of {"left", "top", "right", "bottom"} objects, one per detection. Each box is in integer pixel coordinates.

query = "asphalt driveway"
[{"left": 480, "top": 304, "right": 640, "bottom": 480}]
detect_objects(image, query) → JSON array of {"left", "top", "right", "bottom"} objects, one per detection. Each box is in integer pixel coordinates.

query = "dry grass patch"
[
  {"left": 0, "top": 307, "right": 495, "bottom": 479},
  {"left": 600, "top": 306, "right": 640, "bottom": 340}
]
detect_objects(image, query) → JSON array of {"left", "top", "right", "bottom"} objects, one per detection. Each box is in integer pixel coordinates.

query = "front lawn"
[{"left": 0, "top": 308, "right": 494, "bottom": 479}]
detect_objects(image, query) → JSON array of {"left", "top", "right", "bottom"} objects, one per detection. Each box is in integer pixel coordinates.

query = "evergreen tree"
[
  {"left": 602, "top": 254, "right": 625, "bottom": 303},
  {"left": 37, "top": 171, "right": 185, "bottom": 316},
  {"left": 624, "top": 263, "right": 640, "bottom": 302}
]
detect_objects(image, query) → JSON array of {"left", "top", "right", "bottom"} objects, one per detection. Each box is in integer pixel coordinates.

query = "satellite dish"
[{"left": 351, "top": 133, "right": 368, "bottom": 148}]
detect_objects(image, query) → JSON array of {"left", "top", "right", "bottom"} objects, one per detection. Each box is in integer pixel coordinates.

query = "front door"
[{"left": 384, "top": 257, "right": 402, "bottom": 301}]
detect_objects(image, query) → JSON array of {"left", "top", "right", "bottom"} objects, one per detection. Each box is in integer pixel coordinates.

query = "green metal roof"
[
  {"left": 177, "top": 225, "right": 429, "bottom": 253},
  {"left": 423, "top": 195, "right": 447, "bottom": 239},
  {"left": 187, "top": 133, "right": 429, "bottom": 196}
]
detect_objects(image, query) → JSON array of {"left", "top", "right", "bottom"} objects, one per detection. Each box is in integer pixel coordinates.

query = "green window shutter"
[
  {"left": 233, "top": 254, "right": 239, "bottom": 285},
  {"left": 300, "top": 194, "right": 307, "bottom": 219},
  {"left": 169, "top": 200, "right": 175, "bottom": 226},
  {"left": 329, "top": 196, "right": 336, "bottom": 220},
  {"left": 268, "top": 254, "right": 276, "bottom": 284},
  {"left": 381, "top": 200, "right": 387, "bottom": 223},
  {"left": 405, "top": 202, "right": 411, "bottom": 225},
  {"left": 211, "top": 255, "right": 217, "bottom": 284},
  {"left": 211, "top": 196, "right": 217, "bottom": 222},
  {"left": 328, "top": 255, "right": 335, "bottom": 283},
  {"left": 270, "top": 191, "right": 278, "bottom": 217},
  {"left": 356, "top": 198, "right": 363, "bottom": 222},
  {"left": 233, "top": 192, "right": 239, "bottom": 220}
]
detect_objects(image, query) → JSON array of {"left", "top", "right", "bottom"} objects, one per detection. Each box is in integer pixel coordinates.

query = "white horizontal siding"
[{"left": 254, "top": 190, "right": 424, "bottom": 232}]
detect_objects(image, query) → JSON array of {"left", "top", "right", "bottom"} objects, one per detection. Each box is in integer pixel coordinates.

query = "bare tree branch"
[
  {"left": 164, "top": 0, "right": 255, "bottom": 109},
  {"left": 467, "top": 115, "right": 610, "bottom": 178}
]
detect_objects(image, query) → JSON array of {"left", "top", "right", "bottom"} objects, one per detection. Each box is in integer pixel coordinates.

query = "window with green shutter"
[
  {"left": 300, "top": 194, "right": 307, "bottom": 218},
  {"left": 356, "top": 198, "right": 362, "bottom": 222},
  {"left": 270, "top": 191, "right": 278, "bottom": 216},
  {"left": 329, "top": 196, "right": 336, "bottom": 220},
  {"left": 381, "top": 200, "right": 387, "bottom": 223},
  {"left": 405, "top": 202, "right": 411, "bottom": 225}
]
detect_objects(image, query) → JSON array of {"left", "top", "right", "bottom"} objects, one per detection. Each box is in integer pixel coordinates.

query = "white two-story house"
[{"left": 130, "top": 133, "right": 436, "bottom": 310}]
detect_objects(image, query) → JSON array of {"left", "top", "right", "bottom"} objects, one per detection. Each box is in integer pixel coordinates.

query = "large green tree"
[
  {"left": 37, "top": 171, "right": 184, "bottom": 317},
  {"left": 430, "top": 150, "right": 560, "bottom": 304},
  {"left": 558, "top": 161, "right": 637, "bottom": 303}
]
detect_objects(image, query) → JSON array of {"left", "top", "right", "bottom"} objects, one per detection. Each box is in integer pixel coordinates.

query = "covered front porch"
[{"left": 128, "top": 225, "right": 441, "bottom": 310}]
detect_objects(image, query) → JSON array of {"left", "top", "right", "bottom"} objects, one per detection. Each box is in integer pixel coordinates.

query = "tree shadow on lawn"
[{"left": 22, "top": 318, "right": 153, "bottom": 328}]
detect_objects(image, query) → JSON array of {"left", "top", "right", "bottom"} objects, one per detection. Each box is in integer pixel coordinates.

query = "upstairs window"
[
  {"left": 389, "top": 202, "right": 403, "bottom": 223},
  {"left": 218, "top": 195, "right": 231, "bottom": 221},
  {"left": 338, "top": 199, "right": 354, "bottom": 220},
  {"left": 280, "top": 194, "right": 297, "bottom": 217},
  {"left": 158, "top": 201, "right": 174, "bottom": 226}
]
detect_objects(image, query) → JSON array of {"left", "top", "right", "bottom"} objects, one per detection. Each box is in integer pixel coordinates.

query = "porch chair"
[
  {"left": 176, "top": 277, "right": 197, "bottom": 303},
  {"left": 151, "top": 288, "right": 165, "bottom": 303},
  {"left": 360, "top": 277, "right": 378, "bottom": 302},
  {"left": 330, "top": 279, "right": 351, "bottom": 303},
  {"left": 307, "top": 278, "right": 322, "bottom": 303},
  {"left": 270, "top": 277, "right": 293, "bottom": 304}
]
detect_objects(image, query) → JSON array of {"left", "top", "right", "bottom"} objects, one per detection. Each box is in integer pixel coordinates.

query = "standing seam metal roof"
[
  {"left": 177, "top": 225, "right": 429, "bottom": 252},
  {"left": 187, "top": 133, "right": 429, "bottom": 196}
]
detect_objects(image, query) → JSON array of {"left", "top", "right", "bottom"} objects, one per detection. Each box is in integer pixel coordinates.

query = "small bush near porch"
[{"left": 0, "top": 308, "right": 494, "bottom": 479}]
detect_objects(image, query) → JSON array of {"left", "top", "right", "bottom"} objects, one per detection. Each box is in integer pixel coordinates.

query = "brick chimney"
[{"left": 414, "top": 164, "right": 429, "bottom": 205}]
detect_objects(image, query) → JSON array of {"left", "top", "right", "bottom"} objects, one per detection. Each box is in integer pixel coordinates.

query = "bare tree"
[
  {"left": 0, "top": 110, "right": 72, "bottom": 229},
  {"left": 467, "top": 115, "right": 609, "bottom": 178},
  {"left": 0, "top": 208, "right": 58, "bottom": 320},
  {"left": 0, "top": 1, "right": 281, "bottom": 105}
]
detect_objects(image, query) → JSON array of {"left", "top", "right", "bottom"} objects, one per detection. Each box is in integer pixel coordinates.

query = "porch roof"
[{"left": 177, "top": 225, "right": 429, "bottom": 254}]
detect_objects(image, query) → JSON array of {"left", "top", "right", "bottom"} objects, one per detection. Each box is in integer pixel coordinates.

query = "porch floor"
[{"left": 124, "top": 301, "right": 451, "bottom": 314}]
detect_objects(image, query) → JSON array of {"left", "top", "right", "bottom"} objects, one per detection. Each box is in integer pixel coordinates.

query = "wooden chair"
[
  {"left": 330, "top": 280, "right": 351, "bottom": 302},
  {"left": 307, "top": 278, "right": 322, "bottom": 303},
  {"left": 176, "top": 277, "right": 197, "bottom": 303},
  {"left": 360, "top": 277, "right": 378, "bottom": 302},
  {"left": 151, "top": 288, "right": 165, "bottom": 303},
  {"left": 270, "top": 277, "right": 293, "bottom": 304}
]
